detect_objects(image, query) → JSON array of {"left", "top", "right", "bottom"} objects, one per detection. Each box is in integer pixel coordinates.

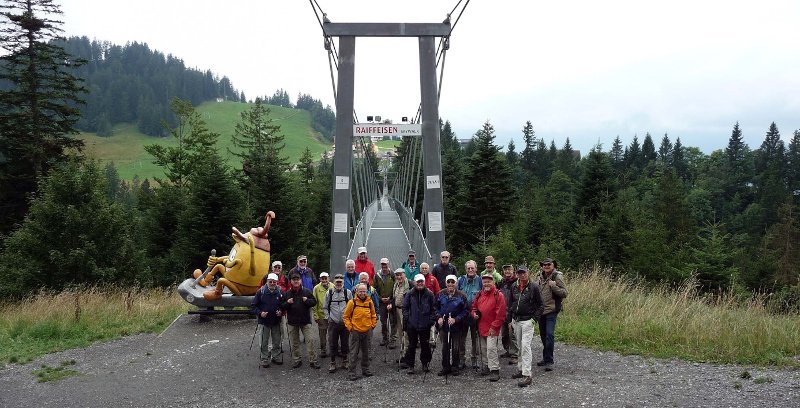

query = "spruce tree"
[
  {"left": 577, "top": 145, "right": 615, "bottom": 221},
  {"left": 625, "top": 135, "right": 642, "bottom": 170},
  {"left": 520, "top": 121, "right": 536, "bottom": 172},
  {"left": 658, "top": 133, "right": 673, "bottom": 165},
  {"left": 786, "top": 130, "right": 800, "bottom": 194},
  {"left": 456, "top": 121, "right": 514, "bottom": 249},
  {"left": 722, "top": 122, "right": 754, "bottom": 216},
  {"left": 755, "top": 122, "right": 787, "bottom": 226},
  {"left": 672, "top": 137, "right": 688, "bottom": 180},
  {"left": 642, "top": 133, "right": 657, "bottom": 163},
  {"left": 610, "top": 135, "right": 624, "bottom": 171},
  {"left": 0, "top": 0, "right": 86, "bottom": 234}
]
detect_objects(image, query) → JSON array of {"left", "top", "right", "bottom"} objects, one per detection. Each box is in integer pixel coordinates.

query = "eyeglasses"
[
  {"left": 408, "top": 255, "right": 415, "bottom": 258},
  {"left": 541, "top": 263, "right": 553, "bottom": 266},
  {"left": 273, "top": 266, "right": 282, "bottom": 269},
  {"left": 441, "top": 256, "right": 449, "bottom": 259},
  {"left": 299, "top": 260, "right": 307, "bottom": 263}
]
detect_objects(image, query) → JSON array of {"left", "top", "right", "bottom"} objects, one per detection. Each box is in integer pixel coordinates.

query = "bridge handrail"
[{"left": 387, "top": 196, "right": 433, "bottom": 264}]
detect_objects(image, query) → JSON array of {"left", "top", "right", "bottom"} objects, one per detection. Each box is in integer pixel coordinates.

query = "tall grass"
[
  {"left": 560, "top": 267, "right": 800, "bottom": 366},
  {"left": 0, "top": 286, "right": 188, "bottom": 364}
]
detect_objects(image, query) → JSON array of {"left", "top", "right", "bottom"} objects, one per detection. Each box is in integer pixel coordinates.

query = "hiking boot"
[
  {"left": 437, "top": 368, "right": 452, "bottom": 376},
  {"left": 320, "top": 351, "right": 328, "bottom": 358},
  {"left": 260, "top": 359, "right": 270, "bottom": 368},
  {"left": 348, "top": 373, "right": 361, "bottom": 381},
  {"left": 499, "top": 351, "right": 511, "bottom": 358},
  {"left": 429, "top": 341, "right": 436, "bottom": 349},
  {"left": 480, "top": 366, "right": 490, "bottom": 376},
  {"left": 362, "top": 369, "right": 373, "bottom": 377},
  {"left": 451, "top": 368, "right": 460, "bottom": 376},
  {"left": 329, "top": 361, "right": 337, "bottom": 373},
  {"left": 292, "top": 361, "right": 302, "bottom": 369},
  {"left": 407, "top": 367, "right": 415, "bottom": 375},
  {"left": 310, "top": 361, "right": 321, "bottom": 369},
  {"left": 518, "top": 376, "right": 532, "bottom": 387},
  {"left": 471, "top": 360, "right": 479, "bottom": 370},
  {"left": 422, "top": 363, "right": 430, "bottom": 372},
  {"left": 339, "top": 357, "right": 348, "bottom": 369},
  {"left": 544, "top": 363, "right": 553, "bottom": 372},
  {"left": 536, "top": 360, "right": 547, "bottom": 366},
  {"left": 509, "top": 358, "right": 518, "bottom": 365},
  {"left": 511, "top": 370, "right": 524, "bottom": 379},
  {"left": 399, "top": 361, "right": 409, "bottom": 369},
  {"left": 271, "top": 358, "right": 283, "bottom": 366},
  {"left": 489, "top": 370, "right": 500, "bottom": 382}
]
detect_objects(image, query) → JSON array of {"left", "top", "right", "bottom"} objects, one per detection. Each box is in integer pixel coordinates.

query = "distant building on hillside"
[{"left": 215, "top": 97, "right": 224, "bottom": 103}]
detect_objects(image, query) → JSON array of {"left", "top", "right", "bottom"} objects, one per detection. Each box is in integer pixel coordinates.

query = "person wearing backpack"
[
  {"left": 312, "top": 272, "right": 332, "bottom": 358},
  {"left": 343, "top": 283, "right": 378, "bottom": 381},
  {"left": 387, "top": 268, "right": 410, "bottom": 350},
  {"left": 507, "top": 265, "right": 544, "bottom": 387},
  {"left": 324, "top": 273, "right": 352, "bottom": 373},
  {"left": 281, "top": 273, "right": 319, "bottom": 369},
  {"left": 251, "top": 273, "right": 284, "bottom": 367},
  {"left": 536, "top": 258, "right": 568, "bottom": 371}
]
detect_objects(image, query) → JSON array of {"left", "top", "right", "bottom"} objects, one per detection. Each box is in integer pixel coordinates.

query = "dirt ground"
[{"left": 1, "top": 314, "right": 798, "bottom": 407}]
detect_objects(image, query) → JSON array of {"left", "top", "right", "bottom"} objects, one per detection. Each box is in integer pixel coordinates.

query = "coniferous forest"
[{"left": 1, "top": 0, "right": 798, "bottom": 313}]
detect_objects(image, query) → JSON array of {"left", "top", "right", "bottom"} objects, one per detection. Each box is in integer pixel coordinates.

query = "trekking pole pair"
[{"left": 384, "top": 311, "right": 391, "bottom": 364}]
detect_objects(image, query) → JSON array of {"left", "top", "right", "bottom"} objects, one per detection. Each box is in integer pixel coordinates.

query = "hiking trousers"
[
  {"left": 479, "top": 334, "right": 501, "bottom": 371},
  {"left": 327, "top": 320, "right": 350, "bottom": 358},
  {"left": 259, "top": 324, "right": 282, "bottom": 362},
  {"left": 512, "top": 318, "right": 535, "bottom": 376},
  {"left": 288, "top": 324, "right": 317, "bottom": 363}
]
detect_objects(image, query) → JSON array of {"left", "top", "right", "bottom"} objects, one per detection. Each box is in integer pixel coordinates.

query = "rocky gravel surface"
[{"left": 1, "top": 314, "right": 798, "bottom": 407}]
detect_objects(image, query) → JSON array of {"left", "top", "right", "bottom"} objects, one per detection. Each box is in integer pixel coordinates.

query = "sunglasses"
[
  {"left": 541, "top": 263, "right": 553, "bottom": 266},
  {"left": 299, "top": 260, "right": 307, "bottom": 263},
  {"left": 441, "top": 256, "right": 449, "bottom": 259}
]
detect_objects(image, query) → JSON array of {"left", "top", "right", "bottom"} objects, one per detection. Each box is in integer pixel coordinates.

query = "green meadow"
[{"left": 79, "top": 101, "right": 331, "bottom": 180}]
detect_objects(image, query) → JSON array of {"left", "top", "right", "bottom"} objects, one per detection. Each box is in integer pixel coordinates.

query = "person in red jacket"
[
  {"left": 471, "top": 273, "right": 506, "bottom": 382},
  {"left": 354, "top": 247, "right": 376, "bottom": 284}
]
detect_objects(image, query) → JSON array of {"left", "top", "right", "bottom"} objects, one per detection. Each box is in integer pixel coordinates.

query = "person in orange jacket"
[{"left": 343, "top": 283, "right": 377, "bottom": 381}]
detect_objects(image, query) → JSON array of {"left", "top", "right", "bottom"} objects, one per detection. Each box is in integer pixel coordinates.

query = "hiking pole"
[
  {"left": 445, "top": 313, "right": 450, "bottom": 385},
  {"left": 284, "top": 320, "right": 293, "bottom": 364},
  {"left": 383, "top": 311, "right": 390, "bottom": 364},
  {"left": 249, "top": 320, "right": 259, "bottom": 352}
]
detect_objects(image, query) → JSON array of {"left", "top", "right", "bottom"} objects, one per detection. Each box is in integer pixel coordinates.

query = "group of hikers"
[{"left": 250, "top": 247, "right": 568, "bottom": 386}]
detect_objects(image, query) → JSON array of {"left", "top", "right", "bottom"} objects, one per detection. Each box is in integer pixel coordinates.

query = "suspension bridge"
[{"left": 308, "top": 0, "right": 472, "bottom": 270}]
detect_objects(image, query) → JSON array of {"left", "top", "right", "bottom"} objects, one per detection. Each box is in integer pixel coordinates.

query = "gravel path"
[{"left": 1, "top": 314, "right": 798, "bottom": 407}]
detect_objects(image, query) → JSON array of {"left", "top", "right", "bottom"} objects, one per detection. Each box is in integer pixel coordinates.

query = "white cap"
[
  {"left": 414, "top": 274, "right": 425, "bottom": 282},
  {"left": 358, "top": 246, "right": 367, "bottom": 253},
  {"left": 380, "top": 257, "right": 389, "bottom": 264},
  {"left": 267, "top": 273, "right": 279, "bottom": 281},
  {"left": 272, "top": 260, "right": 282, "bottom": 267},
  {"left": 445, "top": 274, "right": 457, "bottom": 283},
  {"left": 394, "top": 268, "right": 405, "bottom": 275},
  {"left": 319, "top": 272, "right": 329, "bottom": 278}
]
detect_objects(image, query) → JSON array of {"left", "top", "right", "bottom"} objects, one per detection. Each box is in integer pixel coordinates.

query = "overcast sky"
[{"left": 59, "top": 0, "right": 800, "bottom": 154}]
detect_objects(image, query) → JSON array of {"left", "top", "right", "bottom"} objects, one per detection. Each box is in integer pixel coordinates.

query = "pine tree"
[
  {"left": 610, "top": 135, "right": 624, "bottom": 171},
  {"left": 229, "top": 97, "right": 295, "bottom": 257},
  {"left": 625, "top": 135, "right": 642, "bottom": 170},
  {"left": 144, "top": 98, "right": 218, "bottom": 189},
  {"left": 0, "top": 160, "right": 141, "bottom": 297},
  {"left": 722, "top": 122, "right": 754, "bottom": 216},
  {"left": 0, "top": 0, "right": 86, "bottom": 234},
  {"left": 755, "top": 122, "right": 787, "bottom": 226},
  {"left": 520, "top": 121, "right": 536, "bottom": 172},
  {"left": 672, "top": 137, "right": 688, "bottom": 180},
  {"left": 556, "top": 137, "right": 578, "bottom": 179},
  {"left": 642, "top": 133, "right": 657, "bottom": 163},
  {"left": 456, "top": 121, "right": 514, "bottom": 249},
  {"left": 786, "top": 130, "right": 800, "bottom": 194},
  {"left": 298, "top": 146, "right": 315, "bottom": 185},
  {"left": 658, "top": 133, "right": 672, "bottom": 165},
  {"left": 577, "top": 145, "right": 615, "bottom": 220}
]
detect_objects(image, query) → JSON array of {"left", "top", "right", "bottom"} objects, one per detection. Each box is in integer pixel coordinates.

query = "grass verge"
[
  {"left": 0, "top": 286, "right": 188, "bottom": 365},
  {"left": 559, "top": 268, "right": 800, "bottom": 366},
  {"left": 32, "top": 360, "right": 80, "bottom": 383}
]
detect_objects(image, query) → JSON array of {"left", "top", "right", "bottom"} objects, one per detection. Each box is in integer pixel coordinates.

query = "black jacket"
[
  {"left": 402, "top": 287, "right": 436, "bottom": 330},
  {"left": 507, "top": 280, "right": 544, "bottom": 323},
  {"left": 432, "top": 262, "right": 458, "bottom": 290},
  {"left": 281, "top": 286, "right": 317, "bottom": 326}
]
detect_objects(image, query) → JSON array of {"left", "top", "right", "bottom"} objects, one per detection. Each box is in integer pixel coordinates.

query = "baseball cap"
[
  {"left": 358, "top": 246, "right": 367, "bottom": 254},
  {"left": 319, "top": 272, "right": 329, "bottom": 278},
  {"left": 297, "top": 255, "right": 307, "bottom": 261},
  {"left": 484, "top": 255, "right": 495, "bottom": 263},
  {"left": 516, "top": 265, "right": 529, "bottom": 273},
  {"left": 290, "top": 273, "right": 301, "bottom": 280},
  {"left": 413, "top": 274, "right": 425, "bottom": 282},
  {"left": 394, "top": 268, "right": 405, "bottom": 275},
  {"left": 267, "top": 273, "right": 278, "bottom": 281},
  {"left": 272, "top": 260, "right": 282, "bottom": 267},
  {"left": 445, "top": 274, "right": 457, "bottom": 283},
  {"left": 380, "top": 257, "right": 389, "bottom": 264},
  {"left": 480, "top": 273, "right": 493, "bottom": 280},
  {"left": 408, "top": 250, "right": 416, "bottom": 256}
]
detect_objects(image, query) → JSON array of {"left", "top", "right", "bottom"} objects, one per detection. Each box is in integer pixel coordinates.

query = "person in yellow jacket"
[
  {"left": 343, "top": 283, "right": 378, "bottom": 381},
  {"left": 312, "top": 272, "right": 332, "bottom": 358}
]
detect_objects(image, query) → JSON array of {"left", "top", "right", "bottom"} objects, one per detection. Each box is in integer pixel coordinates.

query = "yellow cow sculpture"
[{"left": 192, "top": 211, "right": 275, "bottom": 301}]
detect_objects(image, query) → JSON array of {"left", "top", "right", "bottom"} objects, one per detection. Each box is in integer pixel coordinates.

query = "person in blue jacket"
[
  {"left": 343, "top": 259, "right": 360, "bottom": 292},
  {"left": 251, "top": 273, "right": 284, "bottom": 367},
  {"left": 435, "top": 274, "right": 469, "bottom": 376},
  {"left": 457, "top": 260, "right": 483, "bottom": 369}
]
